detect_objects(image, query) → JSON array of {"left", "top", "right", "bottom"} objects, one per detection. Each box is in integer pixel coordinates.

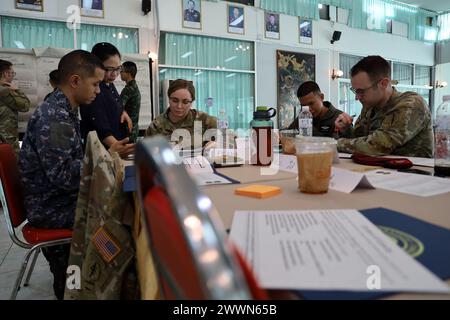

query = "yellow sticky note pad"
[{"left": 235, "top": 185, "right": 281, "bottom": 199}]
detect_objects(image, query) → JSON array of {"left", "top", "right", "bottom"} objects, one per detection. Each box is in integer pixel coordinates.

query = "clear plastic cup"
[
  {"left": 295, "top": 136, "right": 335, "bottom": 194},
  {"left": 279, "top": 129, "right": 299, "bottom": 155}
]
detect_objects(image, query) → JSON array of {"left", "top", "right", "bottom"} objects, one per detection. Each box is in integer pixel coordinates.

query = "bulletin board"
[{"left": 0, "top": 46, "right": 152, "bottom": 133}]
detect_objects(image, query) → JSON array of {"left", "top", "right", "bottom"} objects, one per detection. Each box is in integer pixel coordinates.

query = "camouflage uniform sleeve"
[
  {"left": 337, "top": 101, "right": 429, "bottom": 155},
  {"left": 203, "top": 113, "right": 217, "bottom": 130},
  {"left": 145, "top": 119, "right": 161, "bottom": 136},
  {"left": 34, "top": 115, "right": 82, "bottom": 191},
  {"left": 0, "top": 87, "right": 30, "bottom": 112},
  {"left": 120, "top": 85, "right": 132, "bottom": 108}
]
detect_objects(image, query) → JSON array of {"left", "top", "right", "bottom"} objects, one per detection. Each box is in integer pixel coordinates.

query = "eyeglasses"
[
  {"left": 350, "top": 79, "right": 382, "bottom": 96},
  {"left": 104, "top": 66, "right": 123, "bottom": 73},
  {"left": 169, "top": 97, "right": 192, "bottom": 106}
]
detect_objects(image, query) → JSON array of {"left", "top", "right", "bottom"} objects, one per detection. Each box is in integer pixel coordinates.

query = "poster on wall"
[
  {"left": 228, "top": 5, "right": 245, "bottom": 35},
  {"left": 80, "top": 0, "right": 104, "bottom": 18},
  {"left": 15, "top": 0, "right": 43, "bottom": 11},
  {"left": 182, "top": 0, "right": 202, "bottom": 30},
  {"left": 276, "top": 50, "right": 315, "bottom": 129},
  {"left": 264, "top": 12, "right": 280, "bottom": 40},
  {"left": 299, "top": 18, "right": 313, "bottom": 45}
]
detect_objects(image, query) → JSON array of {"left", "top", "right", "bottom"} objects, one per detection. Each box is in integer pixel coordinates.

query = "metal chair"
[
  {"left": 135, "top": 136, "right": 267, "bottom": 300},
  {"left": 0, "top": 143, "right": 72, "bottom": 299}
]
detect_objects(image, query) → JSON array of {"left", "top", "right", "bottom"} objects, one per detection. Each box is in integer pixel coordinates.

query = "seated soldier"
[
  {"left": 19, "top": 50, "right": 133, "bottom": 299},
  {"left": 334, "top": 55, "right": 433, "bottom": 158},
  {"left": 287, "top": 81, "right": 352, "bottom": 138},
  {"left": 145, "top": 79, "right": 217, "bottom": 149}
]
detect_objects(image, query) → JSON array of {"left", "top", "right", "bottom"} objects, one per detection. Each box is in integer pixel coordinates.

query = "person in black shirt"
[
  {"left": 287, "top": 81, "right": 352, "bottom": 138},
  {"left": 80, "top": 42, "right": 134, "bottom": 156}
]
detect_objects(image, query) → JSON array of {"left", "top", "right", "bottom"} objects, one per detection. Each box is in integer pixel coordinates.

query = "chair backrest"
[
  {"left": 0, "top": 144, "right": 26, "bottom": 228},
  {"left": 135, "top": 136, "right": 266, "bottom": 300}
]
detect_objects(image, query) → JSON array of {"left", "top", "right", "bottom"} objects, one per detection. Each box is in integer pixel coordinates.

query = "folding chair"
[
  {"left": 135, "top": 136, "right": 267, "bottom": 299},
  {"left": 0, "top": 143, "right": 72, "bottom": 299}
]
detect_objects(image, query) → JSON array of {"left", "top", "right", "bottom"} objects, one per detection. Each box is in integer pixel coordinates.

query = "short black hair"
[
  {"left": 91, "top": 42, "right": 121, "bottom": 62},
  {"left": 0, "top": 59, "right": 13, "bottom": 75},
  {"left": 49, "top": 69, "right": 59, "bottom": 84},
  {"left": 351, "top": 55, "right": 391, "bottom": 82},
  {"left": 122, "top": 61, "right": 137, "bottom": 78},
  {"left": 296, "top": 81, "right": 321, "bottom": 98},
  {"left": 58, "top": 50, "right": 104, "bottom": 84}
]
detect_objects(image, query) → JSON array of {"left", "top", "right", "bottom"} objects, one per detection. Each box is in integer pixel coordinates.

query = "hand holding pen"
[{"left": 334, "top": 113, "right": 355, "bottom": 133}]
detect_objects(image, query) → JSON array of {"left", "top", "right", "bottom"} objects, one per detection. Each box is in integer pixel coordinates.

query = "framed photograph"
[
  {"left": 228, "top": 5, "right": 245, "bottom": 35},
  {"left": 264, "top": 12, "right": 280, "bottom": 40},
  {"left": 80, "top": 0, "right": 104, "bottom": 18},
  {"left": 15, "top": 0, "right": 43, "bottom": 12},
  {"left": 276, "top": 50, "right": 315, "bottom": 129},
  {"left": 182, "top": 0, "right": 201, "bottom": 30},
  {"left": 299, "top": 18, "right": 313, "bottom": 45}
]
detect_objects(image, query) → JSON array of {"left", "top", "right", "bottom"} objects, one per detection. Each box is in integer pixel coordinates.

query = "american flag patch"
[{"left": 92, "top": 227, "right": 121, "bottom": 263}]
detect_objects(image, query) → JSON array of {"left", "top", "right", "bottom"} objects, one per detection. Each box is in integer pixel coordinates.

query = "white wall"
[{"left": 157, "top": 0, "right": 435, "bottom": 126}]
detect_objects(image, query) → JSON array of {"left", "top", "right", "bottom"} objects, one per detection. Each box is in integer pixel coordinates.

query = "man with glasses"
[
  {"left": 334, "top": 55, "right": 433, "bottom": 158},
  {"left": 0, "top": 59, "right": 30, "bottom": 155}
]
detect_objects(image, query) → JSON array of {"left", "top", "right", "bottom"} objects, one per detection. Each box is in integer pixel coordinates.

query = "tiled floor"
[{"left": 0, "top": 208, "right": 56, "bottom": 300}]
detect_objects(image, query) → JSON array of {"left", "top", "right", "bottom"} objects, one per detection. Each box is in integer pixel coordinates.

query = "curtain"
[
  {"left": 259, "top": 0, "right": 319, "bottom": 20},
  {"left": 339, "top": 54, "right": 363, "bottom": 79},
  {"left": 162, "top": 33, "right": 253, "bottom": 71},
  {"left": 159, "top": 33, "right": 255, "bottom": 130},
  {"left": 1, "top": 16, "right": 139, "bottom": 53},
  {"left": 349, "top": 0, "right": 437, "bottom": 42},
  {"left": 438, "top": 12, "right": 450, "bottom": 41},
  {"left": 1, "top": 16, "right": 73, "bottom": 49},
  {"left": 414, "top": 65, "right": 431, "bottom": 86},
  {"left": 77, "top": 24, "right": 139, "bottom": 53},
  {"left": 393, "top": 62, "right": 413, "bottom": 85}
]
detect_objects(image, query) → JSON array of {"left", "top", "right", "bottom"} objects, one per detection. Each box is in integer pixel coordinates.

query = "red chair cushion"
[
  {"left": 22, "top": 223, "right": 72, "bottom": 245},
  {"left": 0, "top": 144, "right": 27, "bottom": 227}
]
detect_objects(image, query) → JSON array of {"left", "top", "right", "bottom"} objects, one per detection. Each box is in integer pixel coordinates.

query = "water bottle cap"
[
  {"left": 253, "top": 107, "right": 276, "bottom": 120},
  {"left": 302, "top": 106, "right": 310, "bottom": 112}
]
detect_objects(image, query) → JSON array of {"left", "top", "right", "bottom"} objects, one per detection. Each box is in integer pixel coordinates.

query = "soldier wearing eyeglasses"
[
  {"left": 334, "top": 55, "right": 433, "bottom": 158},
  {"left": 0, "top": 59, "right": 30, "bottom": 155},
  {"left": 146, "top": 79, "right": 217, "bottom": 149}
]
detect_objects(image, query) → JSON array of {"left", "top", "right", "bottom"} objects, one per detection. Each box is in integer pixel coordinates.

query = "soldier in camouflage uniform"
[
  {"left": 335, "top": 55, "right": 433, "bottom": 158},
  {"left": 18, "top": 50, "right": 133, "bottom": 299},
  {"left": 120, "top": 61, "right": 141, "bottom": 143},
  {"left": 0, "top": 59, "right": 30, "bottom": 155},
  {"left": 146, "top": 79, "right": 217, "bottom": 149}
]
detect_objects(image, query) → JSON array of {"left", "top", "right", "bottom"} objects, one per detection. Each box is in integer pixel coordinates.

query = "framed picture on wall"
[
  {"left": 228, "top": 5, "right": 245, "bottom": 35},
  {"left": 80, "top": 0, "right": 104, "bottom": 18},
  {"left": 264, "top": 12, "right": 280, "bottom": 40},
  {"left": 276, "top": 50, "right": 315, "bottom": 129},
  {"left": 299, "top": 18, "right": 313, "bottom": 45},
  {"left": 15, "top": 0, "right": 43, "bottom": 12},
  {"left": 182, "top": 0, "right": 202, "bottom": 30}
]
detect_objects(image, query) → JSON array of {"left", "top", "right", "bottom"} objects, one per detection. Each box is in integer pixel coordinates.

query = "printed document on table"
[
  {"left": 230, "top": 209, "right": 450, "bottom": 293},
  {"left": 183, "top": 156, "right": 232, "bottom": 186},
  {"left": 365, "top": 169, "right": 450, "bottom": 197}
]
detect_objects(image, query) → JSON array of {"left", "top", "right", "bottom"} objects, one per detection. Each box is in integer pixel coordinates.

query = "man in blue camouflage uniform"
[
  {"left": 334, "top": 55, "right": 433, "bottom": 158},
  {"left": 19, "top": 50, "right": 133, "bottom": 299}
]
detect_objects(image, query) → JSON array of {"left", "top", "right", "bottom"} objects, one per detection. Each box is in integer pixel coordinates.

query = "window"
[
  {"left": 159, "top": 33, "right": 255, "bottom": 130},
  {"left": 393, "top": 62, "right": 413, "bottom": 85},
  {"left": 319, "top": 4, "right": 330, "bottom": 20},
  {"left": 0, "top": 16, "right": 139, "bottom": 53}
]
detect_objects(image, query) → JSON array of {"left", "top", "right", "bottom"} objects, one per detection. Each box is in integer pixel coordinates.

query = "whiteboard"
[{"left": 0, "top": 47, "right": 152, "bottom": 133}]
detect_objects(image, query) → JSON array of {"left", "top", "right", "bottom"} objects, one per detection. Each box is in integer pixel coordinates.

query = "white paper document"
[
  {"left": 183, "top": 156, "right": 232, "bottom": 186},
  {"left": 329, "top": 167, "right": 375, "bottom": 193},
  {"left": 230, "top": 210, "right": 450, "bottom": 293},
  {"left": 365, "top": 169, "right": 450, "bottom": 197}
]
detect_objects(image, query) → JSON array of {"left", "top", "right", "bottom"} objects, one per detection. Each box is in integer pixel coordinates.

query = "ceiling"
[{"left": 398, "top": 0, "right": 449, "bottom": 13}]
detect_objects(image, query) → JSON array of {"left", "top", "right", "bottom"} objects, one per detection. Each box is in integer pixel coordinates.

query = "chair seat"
[{"left": 22, "top": 223, "right": 72, "bottom": 245}]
